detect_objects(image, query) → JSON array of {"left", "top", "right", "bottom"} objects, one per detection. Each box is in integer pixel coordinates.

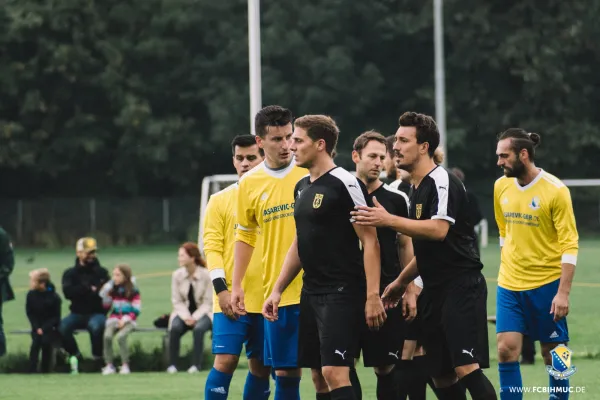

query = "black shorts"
[
  {"left": 419, "top": 271, "right": 490, "bottom": 377},
  {"left": 359, "top": 304, "right": 405, "bottom": 367},
  {"left": 404, "top": 312, "right": 422, "bottom": 343},
  {"left": 298, "top": 291, "right": 363, "bottom": 368}
]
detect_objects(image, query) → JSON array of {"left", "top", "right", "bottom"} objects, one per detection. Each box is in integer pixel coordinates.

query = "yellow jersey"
[
  {"left": 236, "top": 161, "right": 308, "bottom": 307},
  {"left": 494, "top": 170, "right": 579, "bottom": 291},
  {"left": 203, "top": 183, "right": 264, "bottom": 314}
]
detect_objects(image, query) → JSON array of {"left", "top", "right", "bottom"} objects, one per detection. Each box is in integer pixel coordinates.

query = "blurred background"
[{"left": 1, "top": 0, "right": 599, "bottom": 247}]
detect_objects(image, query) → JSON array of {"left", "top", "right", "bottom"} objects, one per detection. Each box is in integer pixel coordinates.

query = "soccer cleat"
[
  {"left": 69, "top": 356, "right": 79, "bottom": 375},
  {"left": 166, "top": 365, "right": 178, "bottom": 374},
  {"left": 187, "top": 365, "right": 199, "bottom": 374},
  {"left": 119, "top": 365, "right": 131, "bottom": 375}
]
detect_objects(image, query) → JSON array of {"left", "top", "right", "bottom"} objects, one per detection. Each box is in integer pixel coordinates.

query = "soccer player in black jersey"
[
  {"left": 262, "top": 115, "right": 386, "bottom": 400},
  {"left": 351, "top": 131, "right": 415, "bottom": 399},
  {"left": 352, "top": 112, "right": 497, "bottom": 400}
]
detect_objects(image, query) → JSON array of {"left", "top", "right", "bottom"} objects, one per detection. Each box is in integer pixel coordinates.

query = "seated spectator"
[
  {"left": 100, "top": 263, "right": 141, "bottom": 375},
  {"left": 26, "top": 268, "right": 61, "bottom": 373},
  {"left": 167, "top": 242, "right": 212, "bottom": 374},
  {"left": 59, "top": 237, "right": 110, "bottom": 374}
]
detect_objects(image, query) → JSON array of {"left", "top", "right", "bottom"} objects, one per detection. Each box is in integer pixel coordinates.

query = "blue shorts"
[
  {"left": 264, "top": 304, "right": 300, "bottom": 369},
  {"left": 212, "top": 312, "right": 265, "bottom": 360},
  {"left": 496, "top": 279, "right": 569, "bottom": 343}
]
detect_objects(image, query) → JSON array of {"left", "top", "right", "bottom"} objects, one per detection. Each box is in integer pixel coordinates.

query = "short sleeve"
[
  {"left": 235, "top": 178, "right": 258, "bottom": 247},
  {"left": 428, "top": 169, "right": 459, "bottom": 224}
]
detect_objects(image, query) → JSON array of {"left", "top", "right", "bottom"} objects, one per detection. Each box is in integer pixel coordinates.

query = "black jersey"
[
  {"left": 368, "top": 183, "right": 410, "bottom": 288},
  {"left": 389, "top": 179, "right": 411, "bottom": 196},
  {"left": 409, "top": 166, "right": 482, "bottom": 288},
  {"left": 294, "top": 167, "right": 371, "bottom": 295}
]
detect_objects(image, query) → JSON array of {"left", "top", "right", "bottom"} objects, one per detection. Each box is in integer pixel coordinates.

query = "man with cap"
[
  {"left": 59, "top": 237, "right": 110, "bottom": 373},
  {"left": 0, "top": 226, "right": 15, "bottom": 357}
]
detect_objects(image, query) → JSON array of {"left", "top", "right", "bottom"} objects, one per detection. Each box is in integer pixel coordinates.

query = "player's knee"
[
  {"left": 431, "top": 373, "right": 459, "bottom": 388},
  {"left": 540, "top": 343, "right": 558, "bottom": 365},
  {"left": 311, "top": 368, "right": 329, "bottom": 392},
  {"left": 497, "top": 338, "right": 520, "bottom": 362},
  {"left": 247, "top": 358, "right": 270, "bottom": 379},
  {"left": 274, "top": 368, "right": 302, "bottom": 378},
  {"left": 214, "top": 354, "right": 240, "bottom": 374},
  {"left": 321, "top": 366, "right": 350, "bottom": 389}
]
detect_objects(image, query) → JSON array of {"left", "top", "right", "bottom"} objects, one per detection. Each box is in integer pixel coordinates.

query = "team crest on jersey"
[
  {"left": 313, "top": 193, "right": 324, "bottom": 209},
  {"left": 529, "top": 196, "right": 541, "bottom": 210},
  {"left": 546, "top": 344, "right": 577, "bottom": 380},
  {"left": 415, "top": 204, "right": 422, "bottom": 219}
]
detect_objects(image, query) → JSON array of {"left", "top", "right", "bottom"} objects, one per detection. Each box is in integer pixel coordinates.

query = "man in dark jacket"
[
  {"left": 26, "top": 268, "right": 62, "bottom": 372},
  {"left": 0, "top": 227, "right": 15, "bottom": 357},
  {"left": 59, "top": 237, "right": 109, "bottom": 371}
]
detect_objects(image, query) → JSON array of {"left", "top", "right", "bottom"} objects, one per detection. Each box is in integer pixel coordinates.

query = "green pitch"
[{"left": 2, "top": 241, "right": 599, "bottom": 399}]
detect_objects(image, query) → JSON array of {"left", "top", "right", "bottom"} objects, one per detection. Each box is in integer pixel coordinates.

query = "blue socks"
[
  {"left": 205, "top": 368, "right": 233, "bottom": 399},
  {"left": 275, "top": 376, "right": 301, "bottom": 400},
  {"left": 549, "top": 375, "right": 570, "bottom": 400},
  {"left": 244, "top": 371, "right": 271, "bottom": 400},
  {"left": 499, "top": 361, "right": 523, "bottom": 399}
]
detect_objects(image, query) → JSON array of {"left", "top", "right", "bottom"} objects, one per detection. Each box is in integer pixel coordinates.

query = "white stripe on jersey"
[
  {"left": 429, "top": 167, "right": 455, "bottom": 225},
  {"left": 329, "top": 167, "right": 367, "bottom": 208}
]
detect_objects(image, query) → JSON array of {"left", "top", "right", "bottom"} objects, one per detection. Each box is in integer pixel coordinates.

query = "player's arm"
[
  {"left": 551, "top": 187, "right": 579, "bottom": 321},
  {"left": 272, "top": 236, "right": 302, "bottom": 295},
  {"left": 202, "top": 195, "right": 235, "bottom": 317},
  {"left": 354, "top": 224, "right": 386, "bottom": 329},
  {"left": 263, "top": 236, "right": 302, "bottom": 322},
  {"left": 202, "top": 196, "right": 227, "bottom": 292},
  {"left": 231, "top": 180, "right": 258, "bottom": 315},
  {"left": 352, "top": 196, "right": 450, "bottom": 241},
  {"left": 382, "top": 256, "right": 419, "bottom": 309},
  {"left": 494, "top": 180, "right": 506, "bottom": 246}
]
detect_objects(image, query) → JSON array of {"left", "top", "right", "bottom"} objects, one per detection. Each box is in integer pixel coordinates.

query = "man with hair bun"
[{"left": 494, "top": 129, "right": 579, "bottom": 400}]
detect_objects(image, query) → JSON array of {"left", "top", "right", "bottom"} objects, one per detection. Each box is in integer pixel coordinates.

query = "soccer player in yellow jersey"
[
  {"left": 203, "top": 135, "right": 271, "bottom": 399},
  {"left": 231, "top": 105, "right": 307, "bottom": 400},
  {"left": 494, "top": 128, "right": 578, "bottom": 400}
]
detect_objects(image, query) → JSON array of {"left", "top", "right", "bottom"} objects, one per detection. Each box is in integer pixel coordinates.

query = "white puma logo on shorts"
[
  {"left": 335, "top": 350, "right": 347, "bottom": 360},
  {"left": 388, "top": 351, "right": 400, "bottom": 359},
  {"left": 462, "top": 348, "right": 475, "bottom": 358}
]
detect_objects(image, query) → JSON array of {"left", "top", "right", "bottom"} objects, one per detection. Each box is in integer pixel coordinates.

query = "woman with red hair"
[{"left": 166, "top": 242, "right": 213, "bottom": 373}]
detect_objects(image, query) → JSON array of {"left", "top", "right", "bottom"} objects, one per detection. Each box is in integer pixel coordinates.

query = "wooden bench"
[{"left": 9, "top": 327, "right": 169, "bottom": 369}]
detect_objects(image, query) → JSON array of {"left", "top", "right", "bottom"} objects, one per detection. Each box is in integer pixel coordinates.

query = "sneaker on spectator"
[
  {"left": 69, "top": 356, "right": 79, "bottom": 375},
  {"left": 102, "top": 365, "right": 116, "bottom": 375},
  {"left": 187, "top": 365, "right": 199, "bottom": 374},
  {"left": 166, "top": 365, "right": 178, "bottom": 374},
  {"left": 119, "top": 365, "right": 131, "bottom": 375}
]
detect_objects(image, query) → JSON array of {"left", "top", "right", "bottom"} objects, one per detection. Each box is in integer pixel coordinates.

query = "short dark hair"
[
  {"left": 353, "top": 130, "right": 387, "bottom": 155},
  {"left": 497, "top": 128, "right": 541, "bottom": 161},
  {"left": 294, "top": 115, "right": 340, "bottom": 156},
  {"left": 385, "top": 135, "right": 395, "bottom": 157},
  {"left": 255, "top": 105, "right": 293, "bottom": 138},
  {"left": 398, "top": 112, "right": 439, "bottom": 158},
  {"left": 230, "top": 134, "right": 263, "bottom": 156}
]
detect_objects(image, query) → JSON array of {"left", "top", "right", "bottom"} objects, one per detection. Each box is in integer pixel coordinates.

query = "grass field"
[{"left": 2, "top": 240, "right": 599, "bottom": 399}]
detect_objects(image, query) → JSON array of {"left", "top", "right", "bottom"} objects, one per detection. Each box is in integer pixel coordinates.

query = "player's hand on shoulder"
[
  {"left": 381, "top": 279, "right": 406, "bottom": 310},
  {"left": 262, "top": 291, "right": 281, "bottom": 322},
  {"left": 350, "top": 196, "right": 392, "bottom": 227},
  {"left": 365, "top": 293, "right": 387, "bottom": 331},
  {"left": 218, "top": 290, "right": 236, "bottom": 320},
  {"left": 230, "top": 286, "right": 247, "bottom": 317}
]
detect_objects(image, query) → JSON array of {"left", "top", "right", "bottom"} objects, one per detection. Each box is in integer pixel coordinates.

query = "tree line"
[{"left": 1, "top": 0, "right": 599, "bottom": 199}]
